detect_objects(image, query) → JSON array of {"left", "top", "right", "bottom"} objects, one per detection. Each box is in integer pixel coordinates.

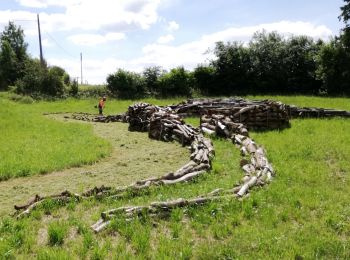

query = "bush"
[
  {"left": 106, "top": 69, "right": 146, "bottom": 99},
  {"left": 15, "top": 59, "right": 65, "bottom": 97},
  {"left": 42, "top": 69, "right": 65, "bottom": 96},
  {"left": 69, "top": 79, "right": 78, "bottom": 96},
  {"left": 15, "top": 59, "right": 46, "bottom": 95}
]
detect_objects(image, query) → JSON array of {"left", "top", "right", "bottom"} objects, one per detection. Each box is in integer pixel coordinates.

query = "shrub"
[
  {"left": 69, "top": 79, "right": 78, "bottom": 96},
  {"left": 15, "top": 59, "right": 65, "bottom": 97},
  {"left": 42, "top": 69, "right": 65, "bottom": 96}
]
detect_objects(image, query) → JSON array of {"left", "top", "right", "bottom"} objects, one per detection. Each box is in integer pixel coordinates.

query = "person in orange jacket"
[{"left": 98, "top": 96, "right": 106, "bottom": 115}]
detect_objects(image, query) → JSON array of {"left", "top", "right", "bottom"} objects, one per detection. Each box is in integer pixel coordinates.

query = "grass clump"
[{"left": 47, "top": 221, "right": 68, "bottom": 246}]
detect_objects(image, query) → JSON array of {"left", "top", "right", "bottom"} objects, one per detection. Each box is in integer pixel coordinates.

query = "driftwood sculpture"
[{"left": 14, "top": 98, "right": 350, "bottom": 233}]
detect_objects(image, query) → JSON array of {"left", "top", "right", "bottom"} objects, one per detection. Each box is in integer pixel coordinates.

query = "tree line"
[
  {"left": 0, "top": 22, "right": 77, "bottom": 98},
  {"left": 107, "top": 0, "right": 350, "bottom": 98},
  {"left": 1, "top": 0, "right": 349, "bottom": 98}
]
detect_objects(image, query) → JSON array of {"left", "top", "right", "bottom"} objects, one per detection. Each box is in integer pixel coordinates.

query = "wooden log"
[
  {"left": 242, "top": 164, "right": 256, "bottom": 174},
  {"left": 201, "top": 127, "right": 215, "bottom": 135},
  {"left": 161, "top": 170, "right": 206, "bottom": 185}
]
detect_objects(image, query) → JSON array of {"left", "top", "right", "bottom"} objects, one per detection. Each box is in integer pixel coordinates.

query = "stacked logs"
[
  {"left": 149, "top": 112, "right": 199, "bottom": 146},
  {"left": 200, "top": 114, "right": 249, "bottom": 137},
  {"left": 127, "top": 103, "right": 162, "bottom": 132},
  {"left": 201, "top": 101, "right": 290, "bottom": 130}
]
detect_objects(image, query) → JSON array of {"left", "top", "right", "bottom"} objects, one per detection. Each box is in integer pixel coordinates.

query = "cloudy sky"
[{"left": 0, "top": 0, "right": 345, "bottom": 84}]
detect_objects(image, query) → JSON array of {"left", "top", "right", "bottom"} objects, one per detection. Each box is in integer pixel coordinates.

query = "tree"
[
  {"left": 143, "top": 66, "right": 163, "bottom": 96},
  {"left": 0, "top": 21, "right": 28, "bottom": 88},
  {"left": 283, "top": 36, "right": 322, "bottom": 94},
  {"left": 0, "top": 21, "right": 28, "bottom": 63},
  {"left": 106, "top": 69, "right": 146, "bottom": 99},
  {"left": 249, "top": 31, "right": 288, "bottom": 93},
  {"left": 317, "top": 0, "right": 350, "bottom": 96},
  {"left": 340, "top": 0, "right": 350, "bottom": 47},
  {"left": 211, "top": 41, "right": 252, "bottom": 95},
  {"left": 193, "top": 65, "right": 216, "bottom": 95},
  {"left": 15, "top": 59, "right": 46, "bottom": 95},
  {"left": 158, "top": 67, "right": 193, "bottom": 97},
  {"left": 0, "top": 40, "right": 18, "bottom": 88}
]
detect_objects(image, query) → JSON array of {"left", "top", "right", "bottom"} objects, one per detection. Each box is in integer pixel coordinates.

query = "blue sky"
[{"left": 0, "top": 0, "right": 345, "bottom": 84}]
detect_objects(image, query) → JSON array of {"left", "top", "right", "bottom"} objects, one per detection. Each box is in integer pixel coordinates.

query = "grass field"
[{"left": 0, "top": 93, "right": 350, "bottom": 259}]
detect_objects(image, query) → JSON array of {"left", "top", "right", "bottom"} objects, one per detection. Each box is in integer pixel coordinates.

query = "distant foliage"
[
  {"left": 143, "top": 66, "right": 163, "bottom": 96},
  {"left": 0, "top": 21, "right": 72, "bottom": 97},
  {"left": 69, "top": 79, "right": 79, "bottom": 96},
  {"left": 106, "top": 69, "right": 146, "bottom": 99},
  {"left": 158, "top": 67, "right": 193, "bottom": 97},
  {"left": 15, "top": 59, "right": 66, "bottom": 97},
  {"left": 193, "top": 65, "right": 216, "bottom": 95}
]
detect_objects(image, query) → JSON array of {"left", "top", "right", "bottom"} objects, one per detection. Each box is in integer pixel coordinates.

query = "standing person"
[{"left": 98, "top": 96, "right": 106, "bottom": 115}]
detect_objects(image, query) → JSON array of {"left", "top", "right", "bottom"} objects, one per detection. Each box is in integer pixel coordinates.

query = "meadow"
[{"left": 0, "top": 93, "right": 350, "bottom": 259}]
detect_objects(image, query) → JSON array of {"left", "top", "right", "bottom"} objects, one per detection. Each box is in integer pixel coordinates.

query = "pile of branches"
[
  {"left": 70, "top": 113, "right": 128, "bottom": 123},
  {"left": 286, "top": 105, "right": 350, "bottom": 118}
]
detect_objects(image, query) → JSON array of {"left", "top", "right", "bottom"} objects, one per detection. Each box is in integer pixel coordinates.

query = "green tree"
[
  {"left": 249, "top": 31, "right": 288, "bottom": 93},
  {"left": 193, "top": 65, "right": 216, "bottom": 95},
  {"left": 143, "top": 66, "right": 163, "bottom": 96},
  {"left": 212, "top": 41, "right": 252, "bottom": 95},
  {"left": 284, "top": 36, "right": 322, "bottom": 94},
  {"left": 317, "top": 0, "right": 350, "bottom": 96},
  {"left": 158, "top": 67, "right": 193, "bottom": 97},
  {"left": 106, "top": 69, "right": 146, "bottom": 99},
  {"left": 0, "top": 40, "right": 18, "bottom": 88},
  {"left": 0, "top": 21, "right": 28, "bottom": 62},
  {"left": 15, "top": 59, "right": 46, "bottom": 95},
  {"left": 0, "top": 21, "right": 28, "bottom": 88}
]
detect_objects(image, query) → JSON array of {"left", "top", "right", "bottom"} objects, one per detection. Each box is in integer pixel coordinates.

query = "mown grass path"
[{"left": 0, "top": 115, "right": 188, "bottom": 216}]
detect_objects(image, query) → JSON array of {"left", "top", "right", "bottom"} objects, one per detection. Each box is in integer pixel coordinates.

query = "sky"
[{"left": 0, "top": 0, "right": 346, "bottom": 84}]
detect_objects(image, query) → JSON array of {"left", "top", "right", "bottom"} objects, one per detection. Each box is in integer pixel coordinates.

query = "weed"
[{"left": 47, "top": 221, "right": 67, "bottom": 246}]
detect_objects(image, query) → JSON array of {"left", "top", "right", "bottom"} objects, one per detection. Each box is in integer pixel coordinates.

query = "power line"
[
  {"left": 43, "top": 30, "right": 77, "bottom": 59},
  {"left": 12, "top": 19, "right": 36, "bottom": 22}
]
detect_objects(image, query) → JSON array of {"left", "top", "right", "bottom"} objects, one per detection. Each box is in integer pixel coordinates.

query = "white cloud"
[
  {"left": 68, "top": 33, "right": 125, "bottom": 46},
  {"left": 167, "top": 20, "right": 179, "bottom": 31},
  {"left": 157, "top": 34, "right": 174, "bottom": 44},
  {"left": 7, "top": 0, "right": 162, "bottom": 34},
  {"left": 47, "top": 21, "right": 334, "bottom": 84}
]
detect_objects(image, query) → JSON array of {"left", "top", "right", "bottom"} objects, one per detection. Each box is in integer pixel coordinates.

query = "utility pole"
[
  {"left": 80, "top": 52, "right": 83, "bottom": 85},
  {"left": 37, "top": 14, "right": 44, "bottom": 66}
]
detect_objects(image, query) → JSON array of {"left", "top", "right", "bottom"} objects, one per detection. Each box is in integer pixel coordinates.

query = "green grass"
[
  {"left": 0, "top": 94, "right": 350, "bottom": 258},
  {"left": 0, "top": 96, "right": 111, "bottom": 181}
]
